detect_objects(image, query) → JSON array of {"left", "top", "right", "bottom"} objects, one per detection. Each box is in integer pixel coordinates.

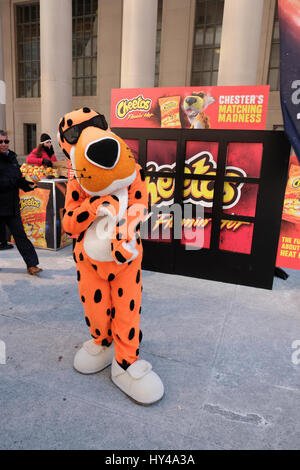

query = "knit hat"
[{"left": 40, "top": 133, "right": 51, "bottom": 144}]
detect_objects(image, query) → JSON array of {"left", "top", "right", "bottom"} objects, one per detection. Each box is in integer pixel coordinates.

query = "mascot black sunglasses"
[{"left": 61, "top": 114, "right": 108, "bottom": 145}]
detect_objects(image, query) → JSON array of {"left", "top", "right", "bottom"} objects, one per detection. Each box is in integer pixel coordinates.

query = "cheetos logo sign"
[
  {"left": 291, "top": 177, "right": 300, "bottom": 189},
  {"left": 20, "top": 196, "right": 41, "bottom": 211},
  {"left": 116, "top": 95, "right": 152, "bottom": 119},
  {"left": 146, "top": 151, "right": 246, "bottom": 208}
]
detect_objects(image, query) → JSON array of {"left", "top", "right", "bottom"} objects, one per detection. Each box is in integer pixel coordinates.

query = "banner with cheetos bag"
[
  {"left": 18, "top": 187, "right": 50, "bottom": 248},
  {"left": 275, "top": 0, "right": 300, "bottom": 270},
  {"left": 16, "top": 182, "right": 72, "bottom": 250},
  {"left": 278, "top": 0, "right": 300, "bottom": 164},
  {"left": 276, "top": 156, "right": 300, "bottom": 269},
  {"left": 111, "top": 86, "right": 269, "bottom": 130}
]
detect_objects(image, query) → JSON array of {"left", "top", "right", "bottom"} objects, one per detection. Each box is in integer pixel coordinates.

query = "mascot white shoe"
[
  {"left": 74, "top": 339, "right": 114, "bottom": 374},
  {"left": 111, "top": 357, "right": 164, "bottom": 405}
]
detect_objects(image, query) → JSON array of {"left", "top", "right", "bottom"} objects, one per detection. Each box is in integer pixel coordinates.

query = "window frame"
[
  {"left": 15, "top": 2, "right": 40, "bottom": 99},
  {"left": 72, "top": 0, "right": 98, "bottom": 97},
  {"left": 191, "top": 0, "right": 224, "bottom": 87},
  {"left": 24, "top": 123, "right": 37, "bottom": 154}
]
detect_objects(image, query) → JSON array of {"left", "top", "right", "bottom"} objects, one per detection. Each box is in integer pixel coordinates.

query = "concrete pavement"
[{"left": 0, "top": 244, "right": 300, "bottom": 450}]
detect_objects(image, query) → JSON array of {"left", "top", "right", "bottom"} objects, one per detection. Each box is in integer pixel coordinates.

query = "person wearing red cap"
[{"left": 26, "top": 133, "right": 57, "bottom": 167}]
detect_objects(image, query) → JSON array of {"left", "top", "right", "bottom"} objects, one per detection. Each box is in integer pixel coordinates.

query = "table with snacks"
[{"left": 17, "top": 164, "right": 72, "bottom": 250}]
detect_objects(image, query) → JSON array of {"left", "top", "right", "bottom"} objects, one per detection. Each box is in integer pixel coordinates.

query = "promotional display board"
[
  {"left": 111, "top": 85, "right": 269, "bottom": 131},
  {"left": 277, "top": 0, "right": 300, "bottom": 270},
  {"left": 111, "top": 85, "right": 297, "bottom": 285},
  {"left": 18, "top": 179, "right": 71, "bottom": 250},
  {"left": 112, "top": 127, "right": 290, "bottom": 289},
  {"left": 18, "top": 186, "right": 50, "bottom": 248},
  {"left": 276, "top": 156, "right": 300, "bottom": 269},
  {"left": 142, "top": 139, "right": 261, "bottom": 255}
]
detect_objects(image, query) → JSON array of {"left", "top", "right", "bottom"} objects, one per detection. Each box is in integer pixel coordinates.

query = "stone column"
[
  {"left": 159, "top": 0, "right": 195, "bottom": 87},
  {"left": 40, "top": 0, "right": 72, "bottom": 158},
  {"left": 98, "top": 0, "right": 123, "bottom": 122},
  {"left": 0, "top": 12, "right": 5, "bottom": 130},
  {"left": 217, "top": 0, "right": 264, "bottom": 85},
  {"left": 121, "top": 0, "right": 158, "bottom": 88}
]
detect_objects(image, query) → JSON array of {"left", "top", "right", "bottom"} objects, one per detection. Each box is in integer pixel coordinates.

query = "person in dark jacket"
[
  {"left": 0, "top": 130, "right": 42, "bottom": 275},
  {"left": 26, "top": 133, "right": 57, "bottom": 167}
]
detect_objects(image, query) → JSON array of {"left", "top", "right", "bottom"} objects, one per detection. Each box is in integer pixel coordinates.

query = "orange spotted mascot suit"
[{"left": 59, "top": 108, "right": 164, "bottom": 405}]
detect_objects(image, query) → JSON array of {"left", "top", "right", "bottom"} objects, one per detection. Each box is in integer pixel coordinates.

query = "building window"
[
  {"left": 16, "top": 3, "right": 40, "bottom": 98},
  {"left": 154, "top": 0, "right": 163, "bottom": 87},
  {"left": 267, "top": 4, "right": 279, "bottom": 91},
  {"left": 191, "top": 0, "right": 224, "bottom": 86},
  {"left": 72, "top": 0, "right": 98, "bottom": 96},
  {"left": 24, "top": 124, "right": 37, "bottom": 154}
]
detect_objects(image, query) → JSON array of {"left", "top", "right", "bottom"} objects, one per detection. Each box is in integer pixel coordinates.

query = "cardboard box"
[{"left": 53, "top": 160, "right": 68, "bottom": 178}]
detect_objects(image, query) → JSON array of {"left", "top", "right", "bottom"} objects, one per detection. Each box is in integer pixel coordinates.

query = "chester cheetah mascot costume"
[{"left": 59, "top": 107, "right": 164, "bottom": 405}]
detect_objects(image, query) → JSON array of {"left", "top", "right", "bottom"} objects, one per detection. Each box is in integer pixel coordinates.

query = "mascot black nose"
[
  {"left": 186, "top": 97, "right": 197, "bottom": 106},
  {"left": 86, "top": 138, "right": 120, "bottom": 169}
]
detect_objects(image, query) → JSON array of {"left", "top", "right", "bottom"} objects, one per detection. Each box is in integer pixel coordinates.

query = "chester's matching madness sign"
[{"left": 111, "top": 85, "right": 269, "bottom": 130}]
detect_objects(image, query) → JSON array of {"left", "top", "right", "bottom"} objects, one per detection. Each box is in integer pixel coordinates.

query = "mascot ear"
[
  {"left": 97, "top": 112, "right": 108, "bottom": 131},
  {"left": 58, "top": 116, "right": 70, "bottom": 159},
  {"left": 59, "top": 120, "right": 65, "bottom": 143}
]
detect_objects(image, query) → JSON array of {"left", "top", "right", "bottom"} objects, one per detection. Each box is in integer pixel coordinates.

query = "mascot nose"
[
  {"left": 186, "top": 97, "right": 197, "bottom": 106},
  {"left": 86, "top": 138, "right": 120, "bottom": 169}
]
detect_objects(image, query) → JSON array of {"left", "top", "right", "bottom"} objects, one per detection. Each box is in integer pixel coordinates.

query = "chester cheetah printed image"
[{"left": 183, "top": 91, "right": 215, "bottom": 129}]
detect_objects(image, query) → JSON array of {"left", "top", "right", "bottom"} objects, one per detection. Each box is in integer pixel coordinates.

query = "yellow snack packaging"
[
  {"left": 282, "top": 164, "right": 300, "bottom": 224},
  {"left": 159, "top": 96, "right": 181, "bottom": 128}
]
